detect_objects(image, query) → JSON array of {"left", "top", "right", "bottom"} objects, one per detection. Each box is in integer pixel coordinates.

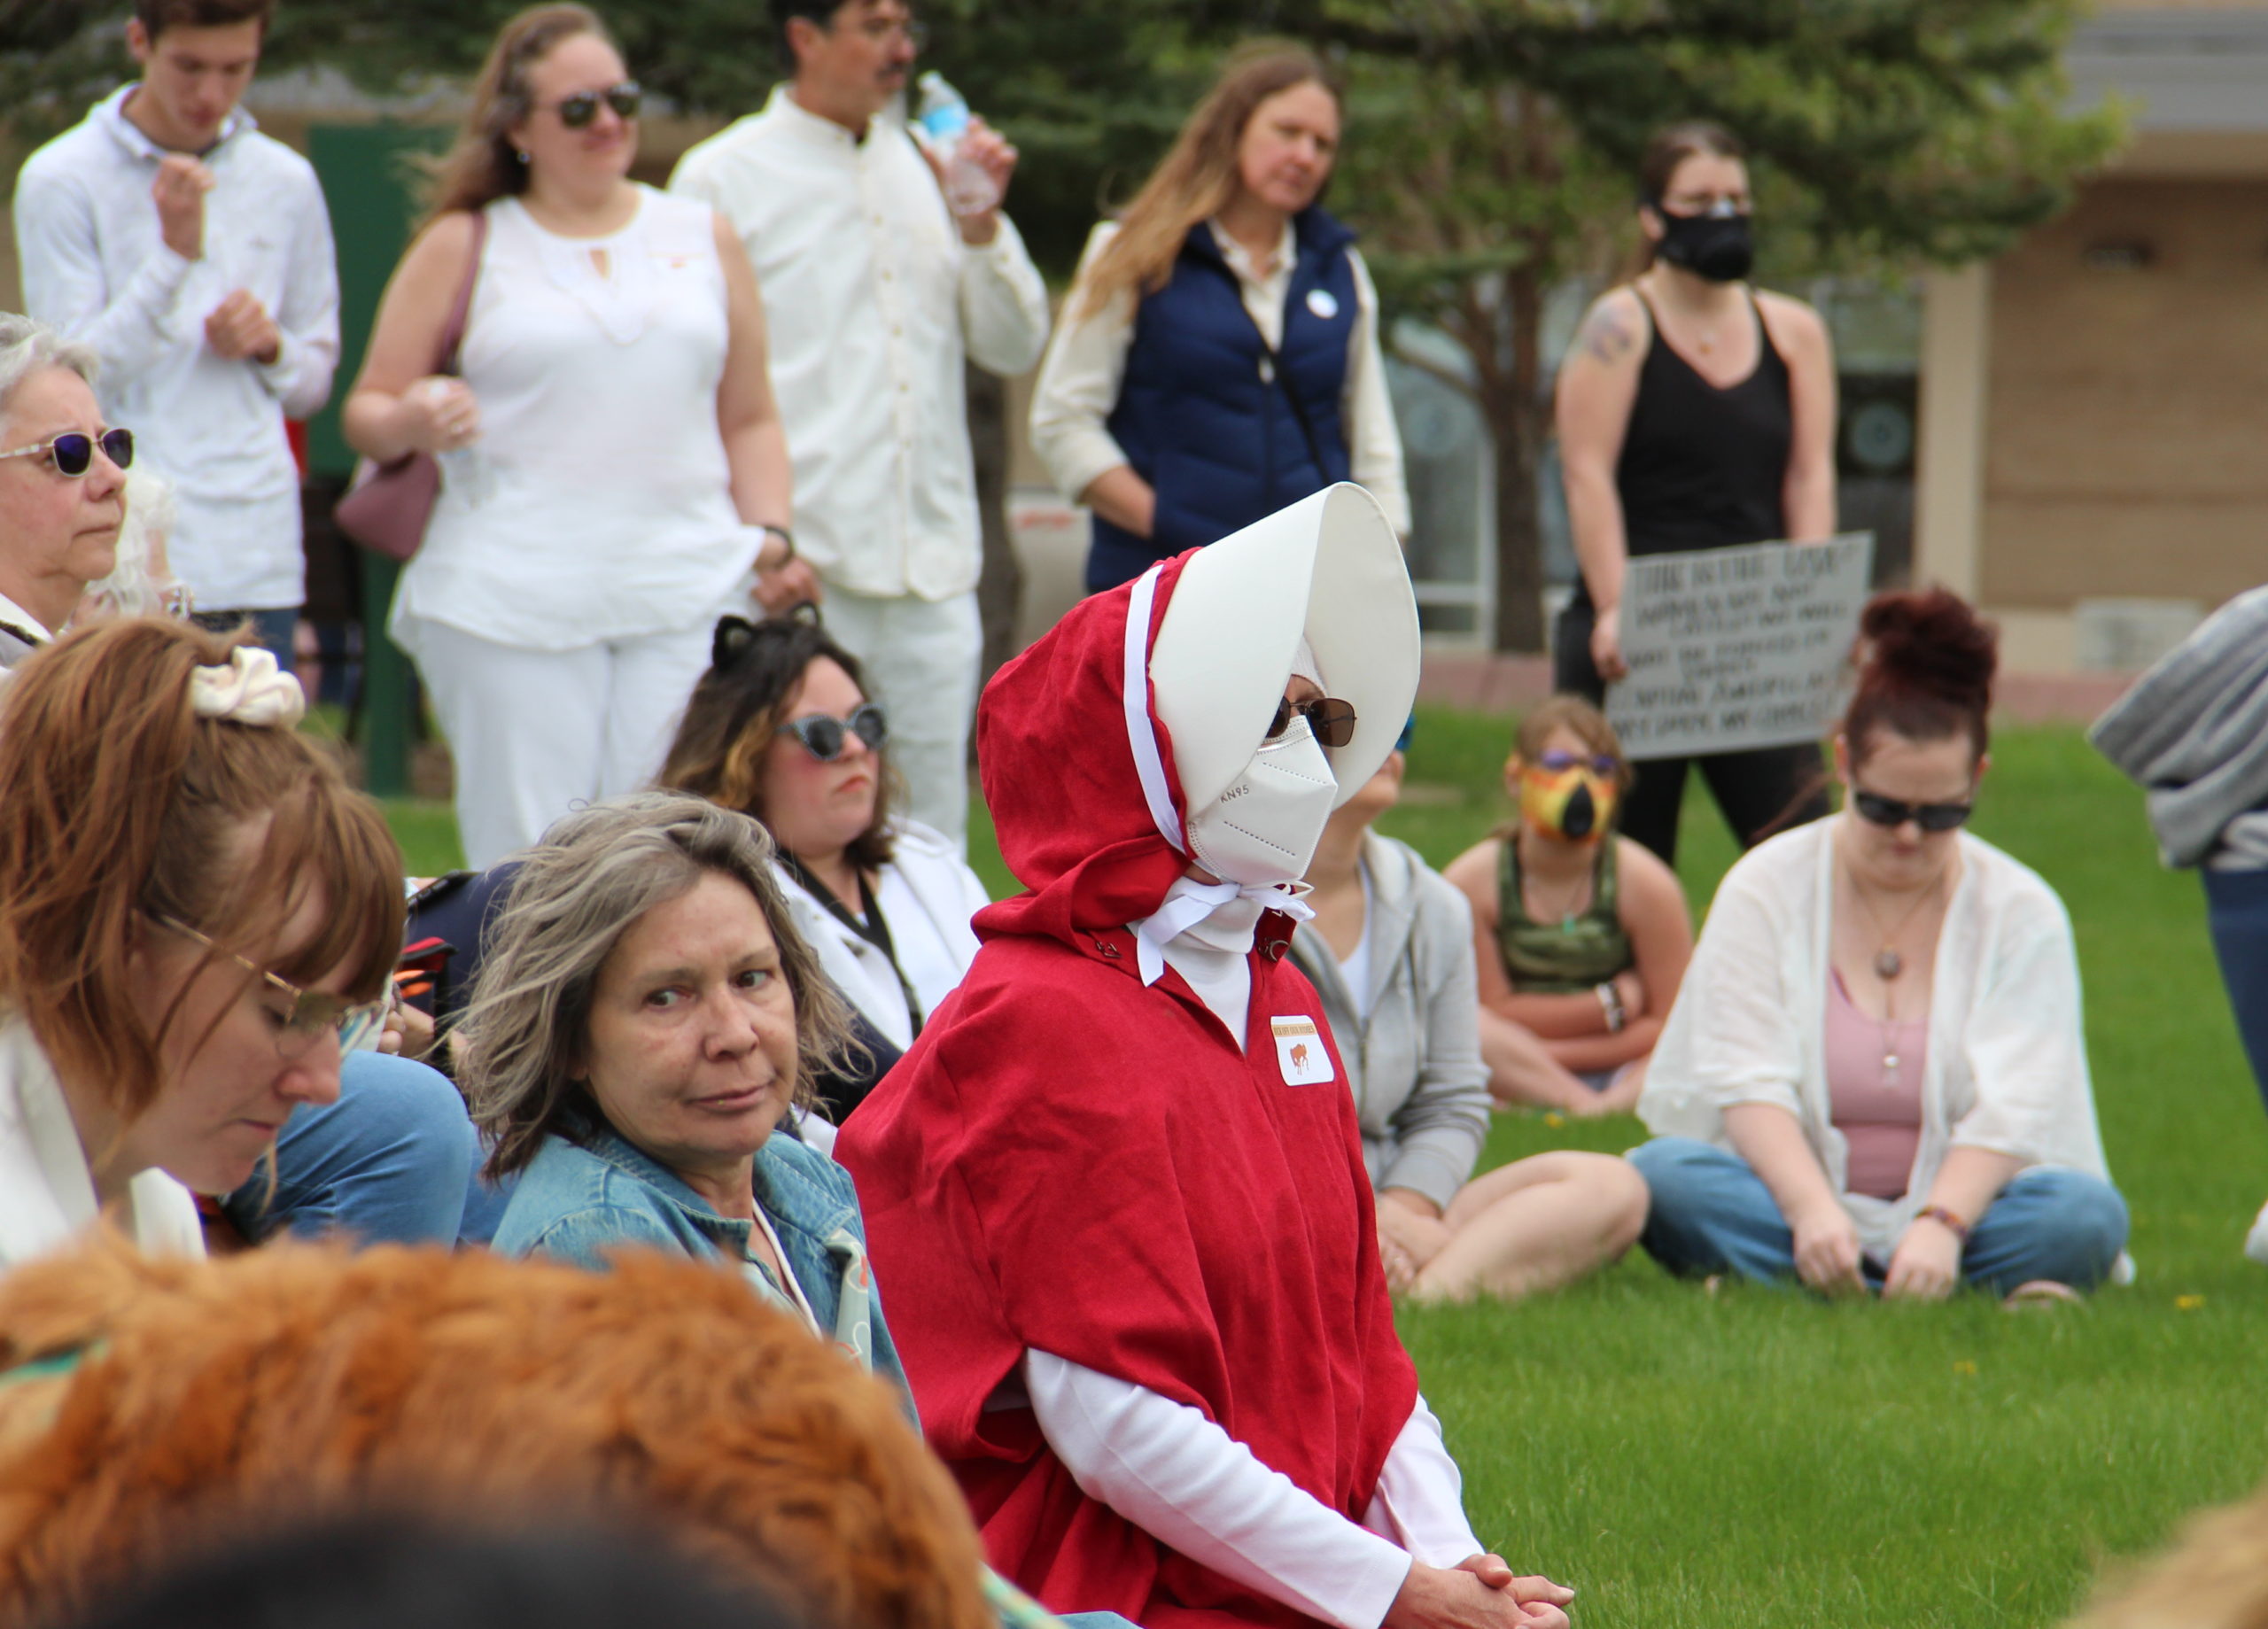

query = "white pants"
[
  {"left": 819, "top": 586, "right": 981, "bottom": 848},
  {"left": 403, "top": 613, "right": 718, "bottom": 869}
]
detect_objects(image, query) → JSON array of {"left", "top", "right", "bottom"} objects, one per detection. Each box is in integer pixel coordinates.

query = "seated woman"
[
  {"left": 1630, "top": 589, "right": 2130, "bottom": 1300},
  {"left": 0, "top": 617, "right": 403, "bottom": 1268},
  {"left": 1293, "top": 725, "right": 1649, "bottom": 1302},
  {"left": 660, "top": 612, "right": 991, "bottom": 1122},
  {"left": 841, "top": 487, "right": 1573, "bottom": 1629},
  {"left": 1442, "top": 696, "right": 1691, "bottom": 1117},
  {"left": 467, "top": 793, "right": 896, "bottom": 1369}
]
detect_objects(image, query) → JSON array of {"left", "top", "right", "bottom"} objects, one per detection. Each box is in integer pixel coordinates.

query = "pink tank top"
[{"left": 1825, "top": 971, "right": 1927, "bottom": 1200}]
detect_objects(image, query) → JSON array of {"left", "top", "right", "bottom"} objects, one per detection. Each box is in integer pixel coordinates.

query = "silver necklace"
[{"left": 1845, "top": 862, "right": 1948, "bottom": 1082}]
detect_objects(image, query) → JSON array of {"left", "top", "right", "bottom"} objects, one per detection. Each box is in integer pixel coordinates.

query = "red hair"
[{"left": 1841, "top": 588, "right": 1998, "bottom": 769}]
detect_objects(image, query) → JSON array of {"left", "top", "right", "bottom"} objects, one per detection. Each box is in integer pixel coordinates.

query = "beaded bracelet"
[{"left": 1915, "top": 1203, "right": 1971, "bottom": 1243}]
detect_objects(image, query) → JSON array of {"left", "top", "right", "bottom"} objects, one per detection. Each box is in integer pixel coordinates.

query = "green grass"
[{"left": 380, "top": 714, "right": 2268, "bottom": 1627}]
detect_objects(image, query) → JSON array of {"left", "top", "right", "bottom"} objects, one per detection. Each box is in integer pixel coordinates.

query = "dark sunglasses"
[
  {"left": 1268, "top": 694, "right": 1357, "bottom": 749},
  {"left": 1852, "top": 788, "right": 1974, "bottom": 833},
  {"left": 780, "top": 702, "right": 887, "bottom": 762},
  {"left": 1536, "top": 748, "right": 1619, "bottom": 776},
  {"left": 0, "top": 428, "right": 134, "bottom": 477},
  {"left": 552, "top": 81, "right": 641, "bottom": 128}
]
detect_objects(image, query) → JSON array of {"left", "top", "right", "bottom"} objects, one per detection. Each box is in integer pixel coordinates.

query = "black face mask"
[{"left": 1653, "top": 206, "right": 1754, "bottom": 283}]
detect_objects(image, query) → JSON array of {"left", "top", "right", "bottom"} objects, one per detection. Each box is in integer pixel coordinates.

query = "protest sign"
[{"left": 1604, "top": 533, "right": 1875, "bottom": 761}]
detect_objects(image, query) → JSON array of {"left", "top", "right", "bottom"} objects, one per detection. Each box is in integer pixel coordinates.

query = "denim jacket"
[{"left": 492, "top": 1122, "right": 905, "bottom": 1390}]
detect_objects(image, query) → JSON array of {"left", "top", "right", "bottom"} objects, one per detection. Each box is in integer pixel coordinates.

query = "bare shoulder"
[
  {"left": 1615, "top": 835, "right": 1691, "bottom": 925},
  {"left": 1441, "top": 838, "right": 1503, "bottom": 919},
  {"left": 401, "top": 209, "right": 483, "bottom": 283},
  {"left": 1568, "top": 286, "right": 1651, "bottom": 371},
  {"left": 1756, "top": 290, "right": 1830, "bottom": 356}
]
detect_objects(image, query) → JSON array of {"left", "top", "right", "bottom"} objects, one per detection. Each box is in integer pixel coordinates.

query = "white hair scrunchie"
[{"left": 189, "top": 645, "right": 306, "bottom": 729}]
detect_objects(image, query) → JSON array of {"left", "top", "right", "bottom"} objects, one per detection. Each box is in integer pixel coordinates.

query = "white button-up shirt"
[
  {"left": 671, "top": 88, "right": 1050, "bottom": 602},
  {"left": 14, "top": 87, "right": 340, "bottom": 613}
]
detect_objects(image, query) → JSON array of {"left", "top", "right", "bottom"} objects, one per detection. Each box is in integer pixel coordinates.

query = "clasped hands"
[
  {"left": 1789, "top": 1200, "right": 1961, "bottom": 1300},
  {"left": 1387, "top": 1554, "right": 1574, "bottom": 1629}
]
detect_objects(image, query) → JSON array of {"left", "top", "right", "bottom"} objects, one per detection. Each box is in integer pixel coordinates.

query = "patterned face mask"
[{"left": 1519, "top": 756, "right": 1620, "bottom": 842}]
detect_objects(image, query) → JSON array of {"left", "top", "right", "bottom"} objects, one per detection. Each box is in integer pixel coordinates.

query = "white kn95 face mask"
[{"left": 1184, "top": 711, "right": 1339, "bottom": 888}]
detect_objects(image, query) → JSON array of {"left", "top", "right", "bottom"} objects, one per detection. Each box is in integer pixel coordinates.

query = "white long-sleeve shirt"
[
  {"left": 1029, "top": 219, "right": 1411, "bottom": 537},
  {"left": 1026, "top": 1351, "right": 1482, "bottom": 1629},
  {"left": 670, "top": 87, "right": 1051, "bottom": 603},
  {"left": 15, "top": 87, "right": 340, "bottom": 613}
]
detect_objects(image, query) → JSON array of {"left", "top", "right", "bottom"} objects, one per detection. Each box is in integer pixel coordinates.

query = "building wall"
[{"left": 1979, "top": 175, "right": 2268, "bottom": 613}]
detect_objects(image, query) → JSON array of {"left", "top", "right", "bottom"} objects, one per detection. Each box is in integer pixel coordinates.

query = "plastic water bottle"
[{"left": 915, "top": 72, "right": 1001, "bottom": 217}]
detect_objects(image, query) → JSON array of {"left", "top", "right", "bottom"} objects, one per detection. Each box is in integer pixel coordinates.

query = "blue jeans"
[
  {"left": 192, "top": 607, "right": 298, "bottom": 663},
  {"left": 2204, "top": 868, "right": 2268, "bottom": 1118},
  {"left": 220, "top": 1051, "right": 482, "bottom": 1246},
  {"left": 1628, "top": 1136, "right": 2129, "bottom": 1295}
]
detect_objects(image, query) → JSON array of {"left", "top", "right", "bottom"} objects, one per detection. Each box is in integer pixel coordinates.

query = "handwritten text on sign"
[{"left": 1605, "top": 534, "right": 1875, "bottom": 761}]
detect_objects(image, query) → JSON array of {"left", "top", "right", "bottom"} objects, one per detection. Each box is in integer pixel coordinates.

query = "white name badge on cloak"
[{"left": 1271, "top": 1016, "right": 1335, "bottom": 1085}]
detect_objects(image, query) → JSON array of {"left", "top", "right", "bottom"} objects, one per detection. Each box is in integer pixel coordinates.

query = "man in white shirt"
[
  {"left": 671, "top": 0, "right": 1050, "bottom": 847},
  {"left": 14, "top": 0, "right": 340, "bottom": 660}
]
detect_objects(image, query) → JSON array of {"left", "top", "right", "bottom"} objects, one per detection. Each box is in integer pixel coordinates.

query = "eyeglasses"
[
  {"left": 0, "top": 428, "right": 134, "bottom": 477},
  {"left": 1851, "top": 788, "right": 1974, "bottom": 834},
  {"left": 548, "top": 81, "right": 641, "bottom": 128},
  {"left": 779, "top": 702, "right": 888, "bottom": 762},
  {"left": 1536, "top": 749, "right": 1619, "bottom": 776},
  {"left": 1268, "top": 694, "right": 1357, "bottom": 749},
  {"left": 151, "top": 915, "right": 389, "bottom": 1059},
  {"left": 844, "top": 13, "right": 927, "bottom": 45}
]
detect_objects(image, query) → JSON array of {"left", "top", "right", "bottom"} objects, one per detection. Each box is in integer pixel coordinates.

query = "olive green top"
[{"left": 1496, "top": 834, "right": 1634, "bottom": 993}]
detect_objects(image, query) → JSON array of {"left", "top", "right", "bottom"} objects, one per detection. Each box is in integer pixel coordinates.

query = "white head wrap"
[{"left": 189, "top": 646, "right": 306, "bottom": 729}]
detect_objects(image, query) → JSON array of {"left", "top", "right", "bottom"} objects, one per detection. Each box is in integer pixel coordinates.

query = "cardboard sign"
[{"left": 1605, "top": 534, "right": 1876, "bottom": 761}]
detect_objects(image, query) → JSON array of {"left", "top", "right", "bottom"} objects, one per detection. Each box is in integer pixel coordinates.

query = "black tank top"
[{"left": 1575, "top": 289, "right": 1792, "bottom": 611}]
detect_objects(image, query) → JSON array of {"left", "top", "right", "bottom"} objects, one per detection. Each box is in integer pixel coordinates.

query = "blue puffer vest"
[{"left": 1086, "top": 208, "right": 1360, "bottom": 592}]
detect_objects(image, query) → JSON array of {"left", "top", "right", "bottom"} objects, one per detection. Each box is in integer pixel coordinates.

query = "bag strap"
[
  {"left": 437, "top": 210, "right": 489, "bottom": 378},
  {"left": 1212, "top": 254, "right": 1332, "bottom": 478}
]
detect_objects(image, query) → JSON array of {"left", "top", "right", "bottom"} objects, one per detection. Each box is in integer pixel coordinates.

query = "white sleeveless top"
[{"left": 392, "top": 185, "right": 759, "bottom": 653}]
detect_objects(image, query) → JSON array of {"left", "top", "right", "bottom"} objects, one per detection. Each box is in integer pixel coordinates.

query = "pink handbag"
[{"left": 335, "top": 213, "right": 488, "bottom": 563}]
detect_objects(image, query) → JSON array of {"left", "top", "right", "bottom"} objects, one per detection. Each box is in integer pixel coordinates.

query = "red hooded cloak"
[{"left": 837, "top": 556, "right": 1419, "bottom": 1629}]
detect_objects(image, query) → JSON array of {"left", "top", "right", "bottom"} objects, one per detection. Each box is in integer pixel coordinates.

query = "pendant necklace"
[
  {"left": 1845, "top": 861, "right": 1948, "bottom": 1081},
  {"left": 1523, "top": 842, "right": 1593, "bottom": 932}
]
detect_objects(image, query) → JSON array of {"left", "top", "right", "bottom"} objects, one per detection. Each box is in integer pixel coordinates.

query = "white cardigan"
[
  {"left": 775, "top": 820, "right": 989, "bottom": 1052},
  {"left": 1638, "top": 818, "right": 2116, "bottom": 1263},
  {"left": 0, "top": 1018, "right": 203, "bottom": 1269}
]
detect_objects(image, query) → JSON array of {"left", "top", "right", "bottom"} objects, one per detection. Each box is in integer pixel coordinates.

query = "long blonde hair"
[{"left": 1074, "top": 43, "right": 1340, "bottom": 323}]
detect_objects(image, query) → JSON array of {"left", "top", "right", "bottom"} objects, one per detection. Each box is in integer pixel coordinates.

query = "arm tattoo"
[{"left": 1579, "top": 304, "right": 1636, "bottom": 366}]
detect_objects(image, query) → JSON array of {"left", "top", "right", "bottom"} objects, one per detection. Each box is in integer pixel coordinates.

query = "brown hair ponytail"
[{"left": 0, "top": 619, "right": 404, "bottom": 1123}]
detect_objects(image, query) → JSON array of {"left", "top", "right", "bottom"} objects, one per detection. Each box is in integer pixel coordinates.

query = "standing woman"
[
  {"left": 1029, "top": 44, "right": 1410, "bottom": 593},
  {"left": 344, "top": 4, "right": 803, "bottom": 870},
  {"left": 1554, "top": 120, "right": 1838, "bottom": 865}
]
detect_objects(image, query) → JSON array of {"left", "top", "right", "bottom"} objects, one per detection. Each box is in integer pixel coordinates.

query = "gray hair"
[
  {"left": 460, "top": 791, "right": 863, "bottom": 1180},
  {"left": 0, "top": 314, "right": 98, "bottom": 422},
  {"left": 80, "top": 468, "right": 183, "bottom": 621}
]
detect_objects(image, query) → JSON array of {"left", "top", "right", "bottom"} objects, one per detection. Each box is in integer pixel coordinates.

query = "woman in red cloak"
[{"left": 838, "top": 486, "right": 1575, "bottom": 1629}]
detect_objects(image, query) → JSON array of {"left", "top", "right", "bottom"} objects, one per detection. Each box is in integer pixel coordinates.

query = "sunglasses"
[
  {"left": 152, "top": 915, "right": 389, "bottom": 1059},
  {"left": 1268, "top": 694, "right": 1357, "bottom": 749},
  {"left": 1851, "top": 789, "right": 1974, "bottom": 834},
  {"left": 1536, "top": 748, "right": 1619, "bottom": 776},
  {"left": 0, "top": 428, "right": 134, "bottom": 477},
  {"left": 550, "top": 81, "right": 641, "bottom": 128},
  {"left": 780, "top": 702, "right": 888, "bottom": 762}
]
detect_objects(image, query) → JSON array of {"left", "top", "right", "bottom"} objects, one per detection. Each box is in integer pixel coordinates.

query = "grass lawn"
[{"left": 380, "top": 710, "right": 2268, "bottom": 1627}]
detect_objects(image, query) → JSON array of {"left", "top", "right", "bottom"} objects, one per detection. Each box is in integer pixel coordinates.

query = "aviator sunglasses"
[
  {"left": 549, "top": 81, "right": 641, "bottom": 128},
  {"left": 0, "top": 428, "right": 134, "bottom": 477},
  {"left": 780, "top": 702, "right": 889, "bottom": 762},
  {"left": 1851, "top": 788, "right": 1974, "bottom": 834},
  {"left": 1268, "top": 694, "right": 1357, "bottom": 749},
  {"left": 151, "top": 915, "right": 390, "bottom": 1059}
]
